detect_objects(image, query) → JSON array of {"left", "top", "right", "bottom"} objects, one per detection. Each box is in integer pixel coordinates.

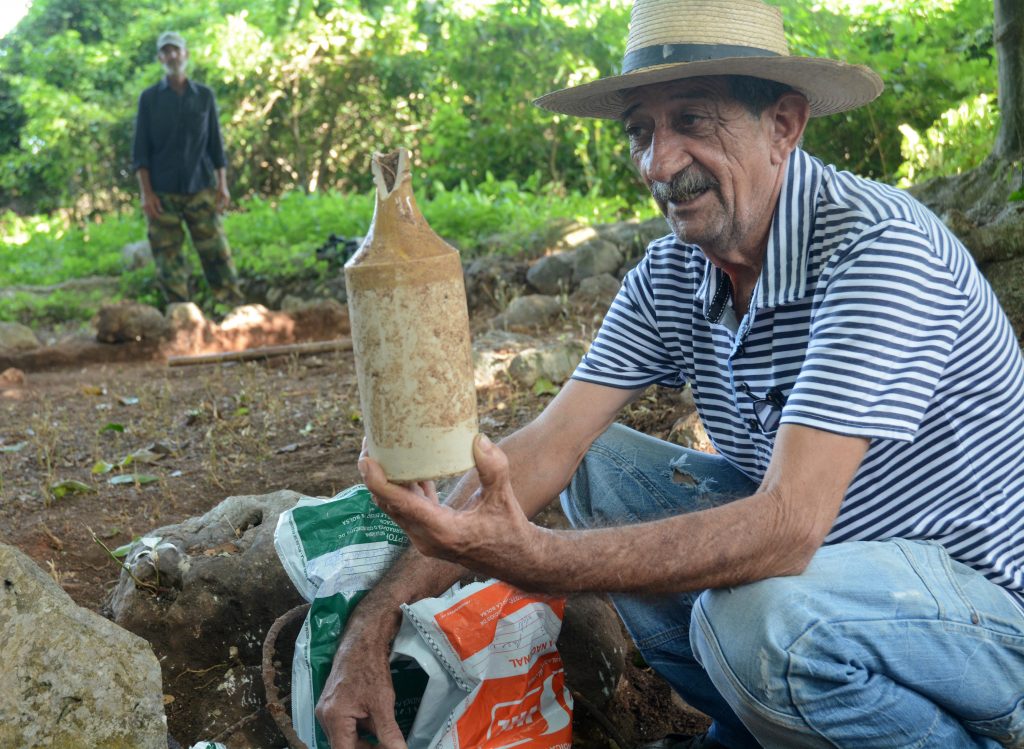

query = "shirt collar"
[
  {"left": 696, "top": 147, "right": 823, "bottom": 322},
  {"left": 158, "top": 77, "right": 197, "bottom": 95}
]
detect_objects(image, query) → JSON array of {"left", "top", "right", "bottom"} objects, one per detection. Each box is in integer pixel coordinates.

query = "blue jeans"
[{"left": 561, "top": 423, "right": 1024, "bottom": 748}]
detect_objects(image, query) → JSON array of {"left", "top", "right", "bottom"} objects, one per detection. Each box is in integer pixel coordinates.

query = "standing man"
[
  {"left": 316, "top": 0, "right": 1024, "bottom": 747},
  {"left": 132, "top": 31, "right": 242, "bottom": 307}
]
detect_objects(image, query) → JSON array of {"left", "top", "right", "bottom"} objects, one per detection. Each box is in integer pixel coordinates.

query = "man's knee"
[
  {"left": 691, "top": 576, "right": 818, "bottom": 711},
  {"left": 561, "top": 423, "right": 645, "bottom": 530}
]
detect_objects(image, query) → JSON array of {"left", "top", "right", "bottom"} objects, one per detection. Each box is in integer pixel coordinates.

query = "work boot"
[{"left": 640, "top": 732, "right": 726, "bottom": 748}]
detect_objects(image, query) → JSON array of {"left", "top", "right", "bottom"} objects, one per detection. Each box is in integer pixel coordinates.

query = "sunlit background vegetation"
[{"left": 0, "top": 0, "right": 1001, "bottom": 323}]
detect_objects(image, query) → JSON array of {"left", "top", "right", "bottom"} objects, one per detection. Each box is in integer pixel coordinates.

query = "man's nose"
[{"left": 642, "top": 127, "right": 694, "bottom": 185}]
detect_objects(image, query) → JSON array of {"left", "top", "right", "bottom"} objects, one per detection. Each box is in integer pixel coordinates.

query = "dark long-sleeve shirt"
[{"left": 132, "top": 78, "right": 226, "bottom": 195}]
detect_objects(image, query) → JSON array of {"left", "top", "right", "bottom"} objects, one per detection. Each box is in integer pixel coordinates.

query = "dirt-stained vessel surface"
[{"left": 345, "top": 148, "right": 478, "bottom": 482}]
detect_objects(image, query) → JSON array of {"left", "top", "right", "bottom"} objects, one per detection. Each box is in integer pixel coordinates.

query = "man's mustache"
[{"left": 650, "top": 168, "right": 718, "bottom": 203}]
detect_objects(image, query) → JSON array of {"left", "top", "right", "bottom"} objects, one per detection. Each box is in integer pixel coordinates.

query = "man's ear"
[{"left": 767, "top": 92, "right": 810, "bottom": 165}]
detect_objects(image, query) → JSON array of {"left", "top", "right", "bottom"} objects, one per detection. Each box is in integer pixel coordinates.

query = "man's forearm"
[
  {"left": 215, "top": 167, "right": 227, "bottom": 191},
  {"left": 137, "top": 168, "right": 155, "bottom": 196}
]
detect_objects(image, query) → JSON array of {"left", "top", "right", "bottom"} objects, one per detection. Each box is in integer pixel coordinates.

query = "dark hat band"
[{"left": 622, "top": 43, "right": 781, "bottom": 75}]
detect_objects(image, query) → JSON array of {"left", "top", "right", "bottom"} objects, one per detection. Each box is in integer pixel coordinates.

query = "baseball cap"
[{"left": 156, "top": 31, "right": 186, "bottom": 52}]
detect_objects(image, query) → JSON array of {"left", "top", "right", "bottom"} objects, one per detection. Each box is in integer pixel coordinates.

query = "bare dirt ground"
[{"left": 0, "top": 312, "right": 707, "bottom": 746}]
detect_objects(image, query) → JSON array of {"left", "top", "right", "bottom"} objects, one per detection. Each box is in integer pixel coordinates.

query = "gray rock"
[
  {"left": 508, "top": 340, "right": 586, "bottom": 388},
  {"left": 491, "top": 294, "right": 563, "bottom": 332},
  {"left": 599, "top": 217, "right": 671, "bottom": 256},
  {"left": 573, "top": 238, "right": 625, "bottom": 283},
  {"left": 472, "top": 330, "right": 542, "bottom": 388},
  {"left": 265, "top": 286, "right": 286, "bottom": 309},
  {"left": 570, "top": 273, "right": 621, "bottom": 311},
  {"left": 635, "top": 216, "right": 673, "bottom": 246},
  {"left": 95, "top": 301, "right": 170, "bottom": 343},
  {"left": 558, "top": 594, "right": 627, "bottom": 711},
  {"left": 526, "top": 252, "right": 575, "bottom": 295},
  {"left": 0, "top": 322, "right": 39, "bottom": 352},
  {"left": 122, "top": 239, "right": 153, "bottom": 270},
  {"left": 107, "top": 490, "right": 309, "bottom": 746},
  {"left": 0, "top": 543, "right": 166, "bottom": 749},
  {"left": 280, "top": 294, "right": 310, "bottom": 312},
  {"left": 165, "top": 301, "right": 206, "bottom": 331},
  {"left": 463, "top": 255, "right": 528, "bottom": 313}
]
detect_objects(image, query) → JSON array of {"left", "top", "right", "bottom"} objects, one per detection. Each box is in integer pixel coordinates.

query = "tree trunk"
[{"left": 994, "top": 0, "right": 1024, "bottom": 159}]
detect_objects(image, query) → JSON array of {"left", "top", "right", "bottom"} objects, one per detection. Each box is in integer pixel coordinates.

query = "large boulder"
[
  {"left": 0, "top": 321, "right": 40, "bottom": 352},
  {"left": 95, "top": 301, "right": 170, "bottom": 343},
  {"left": 0, "top": 543, "right": 166, "bottom": 749},
  {"left": 491, "top": 294, "right": 564, "bottom": 332},
  {"left": 507, "top": 340, "right": 587, "bottom": 388},
  {"left": 573, "top": 238, "right": 625, "bottom": 284},
  {"left": 107, "top": 490, "right": 309, "bottom": 747},
  {"left": 463, "top": 255, "right": 528, "bottom": 313},
  {"left": 526, "top": 252, "right": 575, "bottom": 295}
]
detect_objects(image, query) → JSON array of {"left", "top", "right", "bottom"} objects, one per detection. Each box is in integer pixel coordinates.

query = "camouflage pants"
[{"left": 146, "top": 189, "right": 242, "bottom": 304}]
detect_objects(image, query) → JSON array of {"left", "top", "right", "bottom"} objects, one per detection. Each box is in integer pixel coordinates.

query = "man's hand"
[
  {"left": 215, "top": 184, "right": 230, "bottom": 214},
  {"left": 360, "top": 435, "right": 545, "bottom": 584},
  {"left": 314, "top": 618, "right": 407, "bottom": 749},
  {"left": 141, "top": 190, "right": 162, "bottom": 219}
]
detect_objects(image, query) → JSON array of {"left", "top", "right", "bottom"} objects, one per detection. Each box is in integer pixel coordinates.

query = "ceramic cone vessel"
[{"left": 345, "top": 148, "right": 478, "bottom": 482}]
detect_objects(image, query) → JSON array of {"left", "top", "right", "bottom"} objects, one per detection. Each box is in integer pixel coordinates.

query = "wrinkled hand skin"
[
  {"left": 359, "top": 435, "right": 546, "bottom": 587},
  {"left": 314, "top": 617, "right": 408, "bottom": 749}
]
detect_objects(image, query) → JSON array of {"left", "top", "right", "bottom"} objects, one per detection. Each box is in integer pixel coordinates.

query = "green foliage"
[
  {"left": 774, "top": 0, "right": 997, "bottom": 180},
  {"left": 896, "top": 93, "right": 999, "bottom": 186},
  {"left": 0, "top": 0, "right": 1002, "bottom": 217}
]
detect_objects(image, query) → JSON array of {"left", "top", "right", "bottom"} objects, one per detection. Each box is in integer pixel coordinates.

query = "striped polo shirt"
[{"left": 574, "top": 147, "right": 1024, "bottom": 607}]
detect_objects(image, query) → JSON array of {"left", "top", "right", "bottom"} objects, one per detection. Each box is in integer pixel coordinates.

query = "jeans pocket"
[{"left": 962, "top": 698, "right": 1024, "bottom": 748}]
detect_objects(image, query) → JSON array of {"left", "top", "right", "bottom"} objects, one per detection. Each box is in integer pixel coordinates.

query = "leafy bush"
[
  {"left": 0, "top": 0, "right": 1000, "bottom": 216},
  {"left": 896, "top": 93, "right": 999, "bottom": 186}
]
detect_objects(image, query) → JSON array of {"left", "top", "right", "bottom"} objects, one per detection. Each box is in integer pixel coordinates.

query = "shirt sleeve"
[
  {"left": 572, "top": 255, "right": 687, "bottom": 390},
  {"left": 781, "top": 220, "right": 968, "bottom": 441},
  {"left": 206, "top": 90, "right": 227, "bottom": 170},
  {"left": 131, "top": 91, "right": 151, "bottom": 172}
]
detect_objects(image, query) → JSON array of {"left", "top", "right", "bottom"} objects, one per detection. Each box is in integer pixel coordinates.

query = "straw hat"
[{"left": 534, "top": 0, "right": 882, "bottom": 119}]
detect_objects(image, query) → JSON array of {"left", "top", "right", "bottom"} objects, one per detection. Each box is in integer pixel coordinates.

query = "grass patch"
[{"left": 0, "top": 180, "right": 654, "bottom": 326}]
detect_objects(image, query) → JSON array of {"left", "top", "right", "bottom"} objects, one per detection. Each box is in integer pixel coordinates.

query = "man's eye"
[{"left": 624, "top": 125, "right": 647, "bottom": 141}]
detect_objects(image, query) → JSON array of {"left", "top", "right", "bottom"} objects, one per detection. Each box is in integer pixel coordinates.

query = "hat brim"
[{"left": 533, "top": 56, "right": 883, "bottom": 119}]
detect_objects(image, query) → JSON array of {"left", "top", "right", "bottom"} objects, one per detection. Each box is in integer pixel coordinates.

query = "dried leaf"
[
  {"left": 128, "top": 448, "right": 164, "bottom": 464},
  {"left": 118, "top": 396, "right": 140, "bottom": 406},
  {"left": 81, "top": 385, "right": 106, "bottom": 397}
]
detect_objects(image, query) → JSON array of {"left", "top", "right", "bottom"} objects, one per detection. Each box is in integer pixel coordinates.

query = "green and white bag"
[{"left": 274, "top": 485, "right": 424, "bottom": 748}]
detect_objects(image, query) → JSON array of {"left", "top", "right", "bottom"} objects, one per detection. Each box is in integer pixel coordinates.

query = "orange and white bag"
[{"left": 391, "top": 579, "right": 573, "bottom": 748}]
